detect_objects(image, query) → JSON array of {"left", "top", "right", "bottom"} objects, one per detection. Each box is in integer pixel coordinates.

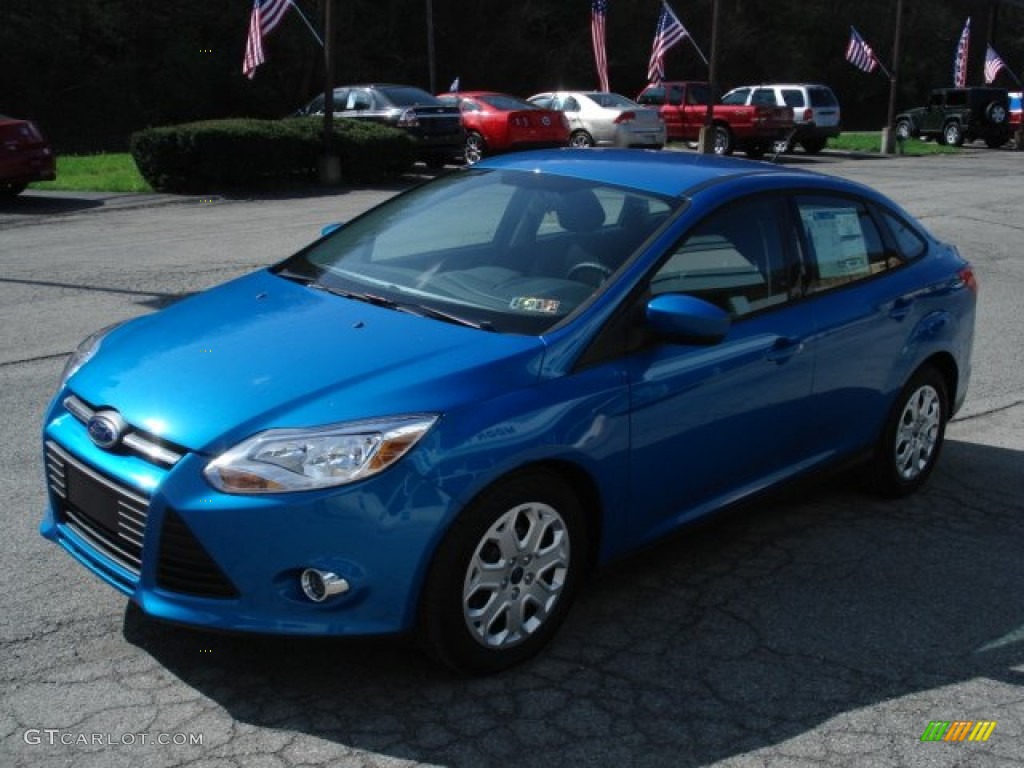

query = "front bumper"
[{"left": 40, "top": 395, "right": 451, "bottom": 637}]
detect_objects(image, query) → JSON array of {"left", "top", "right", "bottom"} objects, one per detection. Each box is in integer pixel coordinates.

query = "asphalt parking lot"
[{"left": 1, "top": 148, "right": 1022, "bottom": 768}]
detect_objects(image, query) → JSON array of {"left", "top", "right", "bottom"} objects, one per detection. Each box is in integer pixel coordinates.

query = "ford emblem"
[
  {"left": 87, "top": 411, "right": 125, "bottom": 449},
  {"left": 541, "top": 116, "right": 551, "bottom": 126}
]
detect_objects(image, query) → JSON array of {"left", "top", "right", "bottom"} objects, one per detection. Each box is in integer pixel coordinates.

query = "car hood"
[{"left": 68, "top": 270, "right": 545, "bottom": 454}]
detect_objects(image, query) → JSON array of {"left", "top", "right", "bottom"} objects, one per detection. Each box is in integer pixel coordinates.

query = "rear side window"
[
  {"left": 752, "top": 89, "right": 777, "bottom": 107},
  {"left": 879, "top": 210, "right": 926, "bottom": 261},
  {"left": 795, "top": 196, "right": 894, "bottom": 292},
  {"left": 808, "top": 88, "right": 838, "bottom": 107},
  {"left": 781, "top": 89, "right": 805, "bottom": 108}
]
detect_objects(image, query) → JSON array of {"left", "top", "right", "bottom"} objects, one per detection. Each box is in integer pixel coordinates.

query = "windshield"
[
  {"left": 586, "top": 93, "right": 641, "bottom": 110},
  {"left": 275, "top": 169, "right": 679, "bottom": 334}
]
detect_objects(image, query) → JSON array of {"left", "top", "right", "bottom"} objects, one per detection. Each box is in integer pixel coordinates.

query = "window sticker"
[
  {"left": 801, "top": 208, "right": 870, "bottom": 279},
  {"left": 510, "top": 297, "right": 561, "bottom": 314}
]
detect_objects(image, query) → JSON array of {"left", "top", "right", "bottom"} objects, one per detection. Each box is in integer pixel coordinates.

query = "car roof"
[{"left": 476, "top": 148, "right": 826, "bottom": 199}]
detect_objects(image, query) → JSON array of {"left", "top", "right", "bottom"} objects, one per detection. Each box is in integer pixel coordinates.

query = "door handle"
[
  {"left": 765, "top": 337, "right": 804, "bottom": 364},
  {"left": 889, "top": 296, "right": 915, "bottom": 320}
]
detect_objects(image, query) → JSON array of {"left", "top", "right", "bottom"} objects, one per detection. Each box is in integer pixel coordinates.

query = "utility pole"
[{"left": 426, "top": 0, "right": 437, "bottom": 93}]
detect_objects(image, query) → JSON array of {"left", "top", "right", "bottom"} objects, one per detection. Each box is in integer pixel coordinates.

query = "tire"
[
  {"left": 985, "top": 101, "right": 1008, "bottom": 125},
  {"left": 772, "top": 138, "right": 793, "bottom": 155},
  {"left": 943, "top": 121, "right": 964, "bottom": 147},
  {"left": 569, "top": 130, "right": 594, "bottom": 148},
  {"left": 1, "top": 182, "right": 28, "bottom": 197},
  {"left": 984, "top": 135, "right": 1007, "bottom": 149},
  {"left": 418, "top": 469, "right": 587, "bottom": 674},
  {"left": 868, "top": 366, "right": 949, "bottom": 498},
  {"left": 800, "top": 137, "right": 827, "bottom": 154},
  {"left": 712, "top": 125, "right": 733, "bottom": 156},
  {"left": 744, "top": 143, "right": 766, "bottom": 159},
  {"left": 464, "top": 131, "right": 485, "bottom": 165},
  {"left": 895, "top": 120, "right": 913, "bottom": 141}
]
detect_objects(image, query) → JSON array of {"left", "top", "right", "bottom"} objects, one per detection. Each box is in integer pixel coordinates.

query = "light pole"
[{"left": 426, "top": 0, "right": 437, "bottom": 92}]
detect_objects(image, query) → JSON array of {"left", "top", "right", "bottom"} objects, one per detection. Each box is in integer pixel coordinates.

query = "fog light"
[{"left": 300, "top": 569, "right": 349, "bottom": 602}]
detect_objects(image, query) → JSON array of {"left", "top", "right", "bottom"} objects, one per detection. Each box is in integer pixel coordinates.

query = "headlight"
[
  {"left": 203, "top": 415, "right": 438, "bottom": 494},
  {"left": 59, "top": 323, "right": 121, "bottom": 391}
]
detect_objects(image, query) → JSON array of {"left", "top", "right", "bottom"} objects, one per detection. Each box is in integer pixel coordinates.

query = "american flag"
[
  {"left": 954, "top": 17, "right": 970, "bottom": 87},
  {"left": 984, "top": 44, "right": 1006, "bottom": 84},
  {"left": 647, "top": 3, "right": 690, "bottom": 84},
  {"left": 243, "top": 0, "right": 292, "bottom": 79},
  {"left": 591, "top": 0, "right": 609, "bottom": 92},
  {"left": 845, "top": 27, "right": 878, "bottom": 74}
]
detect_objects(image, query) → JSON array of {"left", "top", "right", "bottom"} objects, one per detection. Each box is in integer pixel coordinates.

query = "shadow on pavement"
[{"left": 122, "top": 433, "right": 1024, "bottom": 767}]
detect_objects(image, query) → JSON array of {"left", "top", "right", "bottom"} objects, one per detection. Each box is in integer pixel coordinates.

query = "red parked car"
[
  {"left": 436, "top": 91, "right": 569, "bottom": 164},
  {"left": 1, "top": 114, "right": 56, "bottom": 196}
]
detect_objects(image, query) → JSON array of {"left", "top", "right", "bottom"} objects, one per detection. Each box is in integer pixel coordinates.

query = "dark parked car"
[
  {"left": 895, "top": 87, "right": 1011, "bottom": 148},
  {"left": 1, "top": 114, "right": 56, "bottom": 196},
  {"left": 296, "top": 84, "right": 464, "bottom": 167},
  {"left": 42, "top": 150, "right": 976, "bottom": 674}
]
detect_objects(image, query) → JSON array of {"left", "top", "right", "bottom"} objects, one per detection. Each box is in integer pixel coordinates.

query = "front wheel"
[
  {"left": 868, "top": 366, "right": 949, "bottom": 497},
  {"left": 418, "top": 470, "right": 587, "bottom": 674},
  {"left": 895, "top": 119, "right": 913, "bottom": 141}
]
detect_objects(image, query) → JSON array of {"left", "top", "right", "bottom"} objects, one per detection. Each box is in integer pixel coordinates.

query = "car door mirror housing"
[{"left": 645, "top": 294, "right": 731, "bottom": 345}]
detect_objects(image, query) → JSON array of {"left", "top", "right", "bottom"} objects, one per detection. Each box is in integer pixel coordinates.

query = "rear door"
[{"left": 791, "top": 194, "right": 916, "bottom": 459}]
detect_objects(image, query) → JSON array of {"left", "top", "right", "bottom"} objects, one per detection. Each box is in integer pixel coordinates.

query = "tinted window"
[
  {"left": 479, "top": 94, "right": 538, "bottom": 111},
  {"left": 638, "top": 87, "right": 665, "bottom": 106},
  {"left": 781, "top": 89, "right": 805, "bottom": 108},
  {"left": 379, "top": 86, "right": 441, "bottom": 107},
  {"left": 721, "top": 88, "right": 750, "bottom": 106},
  {"left": 808, "top": 88, "right": 838, "bottom": 107},
  {"left": 752, "top": 89, "right": 777, "bottom": 107},
  {"left": 946, "top": 91, "right": 967, "bottom": 107},
  {"left": 652, "top": 197, "right": 796, "bottom": 317},
  {"left": 795, "top": 196, "right": 890, "bottom": 292}
]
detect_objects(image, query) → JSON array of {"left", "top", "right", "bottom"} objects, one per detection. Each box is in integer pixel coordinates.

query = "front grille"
[
  {"left": 157, "top": 509, "right": 239, "bottom": 598},
  {"left": 46, "top": 441, "right": 148, "bottom": 576}
]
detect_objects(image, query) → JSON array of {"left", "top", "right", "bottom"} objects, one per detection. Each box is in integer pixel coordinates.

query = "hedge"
[{"left": 129, "top": 117, "right": 416, "bottom": 193}]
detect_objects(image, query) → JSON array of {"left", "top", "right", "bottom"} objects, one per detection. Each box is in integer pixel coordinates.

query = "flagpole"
[
  {"left": 288, "top": 0, "right": 324, "bottom": 47},
  {"left": 662, "top": 1, "right": 708, "bottom": 68}
]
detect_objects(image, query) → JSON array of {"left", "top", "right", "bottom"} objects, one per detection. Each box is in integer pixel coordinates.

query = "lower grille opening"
[{"left": 157, "top": 509, "right": 239, "bottom": 599}]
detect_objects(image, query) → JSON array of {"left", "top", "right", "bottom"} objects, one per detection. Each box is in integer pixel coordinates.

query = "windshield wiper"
[{"left": 310, "top": 283, "right": 494, "bottom": 331}]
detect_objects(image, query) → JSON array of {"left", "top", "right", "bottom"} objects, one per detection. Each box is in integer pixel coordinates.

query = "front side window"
[
  {"left": 794, "top": 196, "right": 890, "bottom": 292},
  {"left": 651, "top": 196, "right": 796, "bottom": 317},
  {"left": 721, "top": 88, "right": 750, "bottom": 106}
]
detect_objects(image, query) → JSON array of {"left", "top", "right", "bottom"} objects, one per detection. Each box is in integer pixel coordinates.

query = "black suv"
[{"left": 895, "top": 87, "right": 1010, "bottom": 148}]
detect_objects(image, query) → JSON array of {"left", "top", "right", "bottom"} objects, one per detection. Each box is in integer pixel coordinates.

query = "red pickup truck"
[{"left": 637, "top": 81, "right": 793, "bottom": 157}]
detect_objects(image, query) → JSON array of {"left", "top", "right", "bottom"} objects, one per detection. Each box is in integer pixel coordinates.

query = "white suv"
[{"left": 721, "top": 83, "right": 841, "bottom": 154}]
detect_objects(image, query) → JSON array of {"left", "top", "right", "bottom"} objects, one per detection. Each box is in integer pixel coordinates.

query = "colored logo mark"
[{"left": 920, "top": 720, "right": 997, "bottom": 742}]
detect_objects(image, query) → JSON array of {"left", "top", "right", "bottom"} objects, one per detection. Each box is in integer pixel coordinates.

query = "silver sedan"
[{"left": 528, "top": 91, "right": 666, "bottom": 149}]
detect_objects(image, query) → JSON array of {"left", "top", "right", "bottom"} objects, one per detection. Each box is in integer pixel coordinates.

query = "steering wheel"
[{"left": 567, "top": 261, "right": 614, "bottom": 285}]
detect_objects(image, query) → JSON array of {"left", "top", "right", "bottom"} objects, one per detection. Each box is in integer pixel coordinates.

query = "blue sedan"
[{"left": 41, "top": 150, "right": 976, "bottom": 673}]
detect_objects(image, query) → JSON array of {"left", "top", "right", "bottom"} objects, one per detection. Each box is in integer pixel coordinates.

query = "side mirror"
[
  {"left": 320, "top": 222, "right": 345, "bottom": 237},
  {"left": 645, "top": 294, "right": 730, "bottom": 345}
]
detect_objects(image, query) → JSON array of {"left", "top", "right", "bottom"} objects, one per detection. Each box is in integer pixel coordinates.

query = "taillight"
[
  {"left": 802, "top": 108, "right": 813, "bottom": 121},
  {"left": 614, "top": 111, "right": 636, "bottom": 124},
  {"left": 958, "top": 266, "right": 978, "bottom": 293}
]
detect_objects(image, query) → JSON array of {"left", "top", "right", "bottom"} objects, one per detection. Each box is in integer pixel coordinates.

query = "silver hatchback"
[{"left": 528, "top": 91, "right": 666, "bottom": 149}]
